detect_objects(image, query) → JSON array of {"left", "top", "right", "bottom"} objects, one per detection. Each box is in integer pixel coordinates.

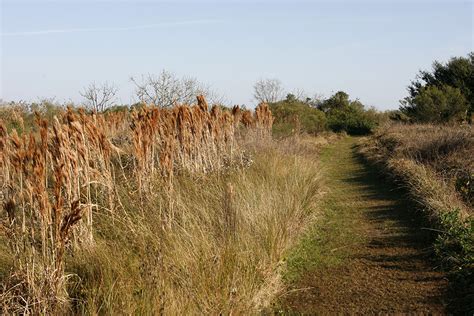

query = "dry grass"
[
  {"left": 66, "top": 137, "right": 323, "bottom": 314},
  {"left": 359, "top": 123, "right": 474, "bottom": 312},
  {"left": 362, "top": 123, "right": 473, "bottom": 215},
  {"left": 0, "top": 110, "right": 115, "bottom": 313},
  {"left": 0, "top": 97, "right": 324, "bottom": 314}
]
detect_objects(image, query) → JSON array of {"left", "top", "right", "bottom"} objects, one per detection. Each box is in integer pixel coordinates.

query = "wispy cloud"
[{"left": 1, "top": 19, "right": 222, "bottom": 37}]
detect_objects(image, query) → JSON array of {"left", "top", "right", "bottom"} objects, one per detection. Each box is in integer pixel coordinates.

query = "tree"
[
  {"left": 306, "top": 93, "right": 325, "bottom": 108},
  {"left": 80, "top": 82, "right": 118, "bottom": 112},
  {"left": 401, "top": 84, "right": 467, "bottom": 123},
  {"left": 285, "top": 93, "right": 297, "bottom": 102},
  {"left": 253, "top": 78, "right": 284, "bottom": 103},
  {"left": 269, "top": 98, "right": 327, "bottom": 136},
  {"left": 131, "top": 70, "right": 225, "bottom": 107},
  {"left": 318, "top": 91, "right": 350, "bottom": 112},
  {"left": 317, "top": 91, "right": 379, "bottom": 135},
  {"left": 403, "top": 52, "right": 473, "bottom": 122}
]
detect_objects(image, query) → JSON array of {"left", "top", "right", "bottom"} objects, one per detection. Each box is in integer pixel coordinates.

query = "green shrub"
[
  {"left": 401, "top": 52, "right": 473, "bottom": 122},
  {"left": 270, "top": 100, "right": 326, "bottom": 137},
  {"left": 319, "top": 91, "right": 380, "bottom": 135},
  {"left": 434, "top": 209, "right": 474, "bottom": 268},
  {"left": 327, "top": 105, "right": 377, "bottom": 135},
  {"left": 401, "top": 84, "right": 467, "bottom": 123}
]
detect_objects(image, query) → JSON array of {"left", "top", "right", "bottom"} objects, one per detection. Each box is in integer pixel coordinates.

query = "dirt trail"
[{"left": 278, "top": 137, "right": 449, "bottom": 314}]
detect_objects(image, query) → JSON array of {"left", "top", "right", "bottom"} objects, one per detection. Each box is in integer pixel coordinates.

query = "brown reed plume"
[
  {"left": 255, "top": 102, "right": 274, "bottom": 139},
  {"left": 0, "top": 120, "right": 85, "bottom": 313},
  {"left": 129, "top": 96, "right": 274, "bottom": 194},
  {"left": 0, "top": 95, "right": 274, "bottom": 313},
  {"left": 0, "top": 109, "right": 119, "bottom": 313}
]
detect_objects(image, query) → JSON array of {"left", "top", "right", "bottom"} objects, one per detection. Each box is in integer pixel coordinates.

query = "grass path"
[{"left": 277, "top": 137, "right": 449, "bottom": 314}]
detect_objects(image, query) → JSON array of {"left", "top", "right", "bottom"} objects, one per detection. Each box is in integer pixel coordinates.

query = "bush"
[
  {"left": 401, "top": 84, "right": 467, "bottom": 123},
  {"left": 401, "top": 52, "right": 473, "bottom": 122},
  {"left": 434, "top": 209, "right": 474, "bottom": 267},
  {"left": 327, "top": 105, "right": 378, "bottom": 135},
  {"left": 318, "top": 91, "right": 380, "bottom": 135},
  {"left": 270, "top": 100, "right": 326, "bottom": 136}
]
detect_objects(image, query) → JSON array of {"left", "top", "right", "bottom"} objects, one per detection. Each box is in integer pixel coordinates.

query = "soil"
[{"left": 277, "top": 137, "right": 450, "bottom": 315}]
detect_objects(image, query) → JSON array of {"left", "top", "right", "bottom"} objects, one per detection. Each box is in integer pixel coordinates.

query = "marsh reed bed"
[{"left": 0, "top": 97, "right": 322, "bottom": 314}]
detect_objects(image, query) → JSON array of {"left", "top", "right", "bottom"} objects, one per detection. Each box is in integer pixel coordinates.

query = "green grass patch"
[{"left": 282, "top": 137, "right": 365, "bottom": 283}]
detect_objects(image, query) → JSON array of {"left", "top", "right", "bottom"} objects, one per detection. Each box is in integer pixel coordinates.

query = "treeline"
[
  {"left": 268, "top": 52, "right": 473, "bottom": 137},
  {"left": 269, "top": 91, "right": 385, "bottom": 137}
]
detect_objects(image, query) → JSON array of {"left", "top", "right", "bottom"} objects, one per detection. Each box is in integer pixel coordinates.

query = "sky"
[{"left": 1, "top": 0, "right": 473, "bottom": 110}]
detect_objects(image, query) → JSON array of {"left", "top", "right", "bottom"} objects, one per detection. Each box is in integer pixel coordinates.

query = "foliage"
[
  {"left": 269, "top": 98, "right": 326, "bottom": 136},
  {"left": 0, "top": 100, "right": 64, "bottom": 134},
  {"left": 388, "top": 110, "right": 410, "bottom": 122},
  {"left": 434, "top": 209, "right": 474, "bottom": 268},
  {"left": 320, "top": 92, "right": 378, "bottom": 135},
  {"left": 327, "top": 105, "right": 377, "bottom": 135},
  {"left": 402, "top": 52, "right": 474, "bottom": 122},
  {"left": 401, "top": 84, "right": 467, "bottom": 123},
  {"left": 103, "top": 104, "right": 130, "bottom": 113},
  {"left": 318, "top": 91, "right": 350, "bottom": 112},
  {"left": 270, "top": 91, "right": 381, "bottom": 136}
]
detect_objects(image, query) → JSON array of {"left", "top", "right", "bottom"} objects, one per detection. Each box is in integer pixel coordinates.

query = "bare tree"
[
  {"left": 253, "top": 78, "right": 284, "bottom": 103},
  {"left": 131, "top": 70, "right": 226, "bottom": 107},
  {"left": 80, "top": 82, "right": 118, "bottom": 112},
  {"left": 292, "top": 88, "right": 307, "bottom": 101}
]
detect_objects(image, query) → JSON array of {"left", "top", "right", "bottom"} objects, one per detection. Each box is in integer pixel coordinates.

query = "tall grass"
[
  {"left": 67, "top": 138, "right": 322, "bottom": 314},
  {"left": 363, "top": 123, "right": 473, "bottom": 213},
  {"left": 0, "top": 97, "right": 324, "bottom": 314}
]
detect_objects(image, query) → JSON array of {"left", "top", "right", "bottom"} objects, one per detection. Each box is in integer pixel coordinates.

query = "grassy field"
[
  {"left": 0, "top": 102, "right": 338, "bottom": 314},
  {"left": 1, "top": 101, "right": 472, "bottom": 314}
]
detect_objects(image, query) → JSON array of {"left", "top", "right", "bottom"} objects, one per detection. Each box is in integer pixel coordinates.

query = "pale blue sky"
[{"left": 1, "top": 0, "right": 473, "bottom": 109}]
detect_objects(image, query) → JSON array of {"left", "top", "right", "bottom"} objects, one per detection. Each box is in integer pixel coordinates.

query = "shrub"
[
  {"left": 401, "top": 84, "right": 467, "bottom": 123},
  {"left": 434, "top": 209, "right": 474, "bottom": 267},
  {"left": 327, "top": 105, "right": 377, "bottom": 135},
  {"left": 319, "top": 91, "right": 380, "bottom": 135},
  {"left": 270, "top": 100, "right": 326, "bottom": 136},
  {"left": 401, "top": 52, "right": 473, "bottom": 122}
]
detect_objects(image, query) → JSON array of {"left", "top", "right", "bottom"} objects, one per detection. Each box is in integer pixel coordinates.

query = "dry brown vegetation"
[
  {"left": 361, "top": 123, "right": 473, "bottom": 216},
  {"left": 359, "top": 123, "right": 473, "bottom": 310},
  {"left": 0, "top": 97, "right": 328, "bottom": 314},
  {"left": 361, "top": 125, "right": 474, "bottom": 282}
]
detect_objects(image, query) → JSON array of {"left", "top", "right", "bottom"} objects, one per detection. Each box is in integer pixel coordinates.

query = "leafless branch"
[
  {"left": 80, "top": 82, "right": 118, "bottom": 112},
  {"left": 253, "top": 78, "right": 284, "bottom": 103}
]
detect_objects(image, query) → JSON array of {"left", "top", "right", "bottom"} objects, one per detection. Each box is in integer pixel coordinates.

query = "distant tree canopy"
[
  {"left": 319, "top": 92, "right": 378, "bottom": 135},
  {"left": 270, "top": 95, "right": 327, "bottom": 136},
  {"left": 270, "top": 91, "right": 381, "bottom": 136},
  {"left": 318, "top": 91, "right": 350, "bottom": 112},
  {"left": 401, "top": 52, "right": 473, "bottom": 122}
]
